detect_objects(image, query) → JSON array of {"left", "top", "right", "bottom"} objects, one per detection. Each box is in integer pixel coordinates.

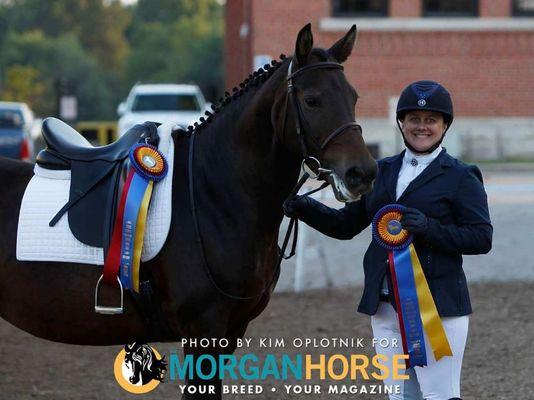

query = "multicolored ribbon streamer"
[
  {"left": 103, "top": 144, "right": 167, "bottom": 293},
  {"left": 372, "top": 204, "right": 452, "bottom": 367}
]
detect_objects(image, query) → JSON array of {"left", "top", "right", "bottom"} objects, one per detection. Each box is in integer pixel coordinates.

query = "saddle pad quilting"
[
  {"left": 16, "top": 175, "right": 105, "bottom": 264},
  {"left": 16, "top": 122, "right": 176, "bottom": 265}
]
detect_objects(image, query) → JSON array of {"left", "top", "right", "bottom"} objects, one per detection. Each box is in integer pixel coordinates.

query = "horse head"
[
  {"left": 123, "top": 342, "right": 166, "bottom": 385},
  {"left": 273, "top": 23, "right": 377, "bottom": 202}
]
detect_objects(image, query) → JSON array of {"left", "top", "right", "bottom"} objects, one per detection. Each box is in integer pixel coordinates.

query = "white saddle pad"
[{"left": 16, "top": 122, "right": 176, "bottom": 265}]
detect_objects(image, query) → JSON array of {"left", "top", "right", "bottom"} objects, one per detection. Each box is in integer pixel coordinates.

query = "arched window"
[
  {"left": 332, "top": 0, "right": 388, "bottom": 17},
  {"left": 422, "top": 0, "right": 478, "bottom": 17}
]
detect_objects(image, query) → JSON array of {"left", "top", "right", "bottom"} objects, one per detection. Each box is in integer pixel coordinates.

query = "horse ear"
[
  {"left": 328, "top": 24, "right": 357, "bottom": 63},
  {"left": 295, "top": 23, "right": 313, "bottom": 66}
]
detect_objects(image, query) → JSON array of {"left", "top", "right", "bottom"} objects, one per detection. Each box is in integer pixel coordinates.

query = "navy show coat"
[{"left": 298, "top": 149, "right": 493, "bottom": 317}]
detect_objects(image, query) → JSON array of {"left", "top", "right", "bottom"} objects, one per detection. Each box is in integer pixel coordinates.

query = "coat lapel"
[
  {"left": 397, "top": 148, "right": 449, "bottom": 202},
  {"left": 383, "top": 151, "right": 404, "bottom": 202}
]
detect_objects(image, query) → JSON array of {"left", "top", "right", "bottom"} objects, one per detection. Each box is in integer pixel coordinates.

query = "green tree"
[
  {"left": 6, "top": 0, "right": 131, "bottom": 71},
  {"left": 124, "top": 0, "right": 223, "bottom": 100},
  {"left": 0, "top": 0, "right": 224, "bottom": 119},
  {"left": 0, "top": 30, "right": 113, "bottom": 119},
  {"left": 1, "top": 65, "right": 45, "bottom": 104},
  {"left": 0, "top": 6, "right": 9, "bottom": 53},
  {"left": 132, "top": 0, "right": 220, "bottom": 25}
]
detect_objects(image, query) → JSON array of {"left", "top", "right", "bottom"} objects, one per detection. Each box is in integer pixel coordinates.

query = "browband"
[{"left": 287, "top": 61, "right": 344, "bottom": 82}]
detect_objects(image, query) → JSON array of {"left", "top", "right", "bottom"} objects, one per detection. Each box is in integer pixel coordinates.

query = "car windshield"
[
  {"left": 0, "top": 109, "right": 23, "bottom": 128},
  {"left": 131, "top": 94, "right": 200, "bottom": 112}
]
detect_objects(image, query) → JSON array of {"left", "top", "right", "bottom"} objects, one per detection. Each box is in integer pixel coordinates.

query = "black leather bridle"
[
  {"left": 284, "top": 58, "right": 361, "bottom": 178},
  {"left": 187, "top": 58, "right": 360, "bottom": 300},
  {"left": 275, "top": 59, "right": 363, "bottom": 263}
]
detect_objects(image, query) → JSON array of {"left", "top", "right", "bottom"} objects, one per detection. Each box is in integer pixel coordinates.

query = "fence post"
[{"left": 294, "top": 219, "right": 307, "bottom": 292}]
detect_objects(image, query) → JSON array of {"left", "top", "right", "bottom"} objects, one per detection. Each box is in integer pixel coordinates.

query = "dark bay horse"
[{"left": 0, "top": 24, "right": 376, "bottom": 398}]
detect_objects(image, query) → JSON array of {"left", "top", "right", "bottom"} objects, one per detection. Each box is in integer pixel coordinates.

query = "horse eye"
[{"left": 304, "top": 96, "right": 319, "bottom": 107}]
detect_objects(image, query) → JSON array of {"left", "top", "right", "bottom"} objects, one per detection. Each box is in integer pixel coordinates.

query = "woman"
[{"left": 284, "top": 80, "right": 492, "bottom": 400}]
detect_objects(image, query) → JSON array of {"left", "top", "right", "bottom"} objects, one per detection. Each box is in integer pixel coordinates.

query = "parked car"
[
  {"left": 117, "top": 83, "right": 209, "bottom": 135},
  {"left": 0, "top": 101, "right": 35, "bottom": 161}
]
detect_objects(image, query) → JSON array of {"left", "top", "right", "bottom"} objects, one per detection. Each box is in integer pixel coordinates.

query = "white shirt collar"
[{"left": 403, "top": 146, "right": 443, "bottom": 166}]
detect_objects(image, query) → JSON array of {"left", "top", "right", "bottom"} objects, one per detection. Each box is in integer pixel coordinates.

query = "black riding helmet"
[{"left": 396, "top": 80, "right": 454, "bottom": 154}]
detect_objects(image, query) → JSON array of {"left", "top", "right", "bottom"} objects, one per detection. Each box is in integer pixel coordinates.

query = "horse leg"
[
  {"left": 0, "top": 257, "right": 149, "bottom": 344},
  {"left": 0, "top": 159, "right": 151, "bottom": 344},
  {"left": 176, "top": 300, "right": 272, "bottom": 400},
  {"left": 181, "top": 344, "right": 223, "bottom": 400}
]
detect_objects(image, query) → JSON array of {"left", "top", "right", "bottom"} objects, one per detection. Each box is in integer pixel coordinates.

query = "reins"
[
  {"left": 278, "top": 172, "right": 329, "bottom": 261},
  {"left": 188, "top": 58, "right": 357, "bottom": 300}
]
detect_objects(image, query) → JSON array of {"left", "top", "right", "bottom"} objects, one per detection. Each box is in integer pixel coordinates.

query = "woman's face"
[{"left": 401, "top": 110, "right": 447, "bottom": 153}]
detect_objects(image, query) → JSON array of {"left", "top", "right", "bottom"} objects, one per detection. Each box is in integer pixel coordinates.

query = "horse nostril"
[
  {"left": 345, "top": 163, "right": 377, "bottom": 188},
  {"left": 345, "top": 166, "right": 364, "bottom": 187}
]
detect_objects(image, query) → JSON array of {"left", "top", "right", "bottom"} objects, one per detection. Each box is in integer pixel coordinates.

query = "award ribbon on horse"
[
  {"left": 103, "top": 144, "right": 168, "bottom": 292},
  {"left": 372, "top": 204, "right": 452, "bottom": 367}
]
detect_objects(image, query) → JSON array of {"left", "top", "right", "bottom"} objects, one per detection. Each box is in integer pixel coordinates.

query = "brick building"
[{"left": 225, "top": 0, "right": 534, "bottom": 159}]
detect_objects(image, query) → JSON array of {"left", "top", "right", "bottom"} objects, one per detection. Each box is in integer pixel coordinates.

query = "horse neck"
[{"left": 192, "top": 68, "right": 301, "bottom": 227}]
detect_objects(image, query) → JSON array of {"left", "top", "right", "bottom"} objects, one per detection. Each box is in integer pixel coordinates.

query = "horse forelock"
[{"left": 310, "top": 48, "right": 330, "bottom": 62}]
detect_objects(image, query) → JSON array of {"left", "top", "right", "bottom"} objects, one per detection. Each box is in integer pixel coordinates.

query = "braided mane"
[{"left": 183, "top": 54, "right": 289, "bottom": 135}]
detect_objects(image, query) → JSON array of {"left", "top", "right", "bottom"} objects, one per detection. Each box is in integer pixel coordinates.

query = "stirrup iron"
[{"left": 94, "top": 275, "right": 124, "bottom": 315}]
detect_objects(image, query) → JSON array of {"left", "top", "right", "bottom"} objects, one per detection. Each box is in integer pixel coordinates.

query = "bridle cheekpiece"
[{"left": 285, "top": 59, "right": 361, "bottom": 180}]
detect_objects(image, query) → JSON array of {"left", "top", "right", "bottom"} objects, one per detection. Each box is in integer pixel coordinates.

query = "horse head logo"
[{"left": 123, "top": 342, "right": 167, "bottom": 385}]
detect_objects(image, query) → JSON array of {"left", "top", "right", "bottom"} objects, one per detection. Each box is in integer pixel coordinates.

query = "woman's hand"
[
  {"left": 400, "top": 207, "right": 428, "bottom": 234},
  {"left": 283, "top": 195, "right": 310, "bottom": 218}
]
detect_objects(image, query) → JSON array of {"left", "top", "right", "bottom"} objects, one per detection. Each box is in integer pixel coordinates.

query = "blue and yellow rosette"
[
  {"left": 104, "top": 144, "right": 167, "bottom": 293},
  {"left": 372, "top": 204, "right": 452, "bottom": 368}
]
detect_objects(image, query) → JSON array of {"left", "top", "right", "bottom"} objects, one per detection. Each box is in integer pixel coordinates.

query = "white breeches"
[{"left": 371, "top": 302, "right": 469, "bottom": 400}]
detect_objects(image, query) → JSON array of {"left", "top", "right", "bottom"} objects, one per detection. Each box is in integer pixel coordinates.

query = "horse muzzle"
[{"left": 323, "top": 161, "right": 377, "bottom": 203}]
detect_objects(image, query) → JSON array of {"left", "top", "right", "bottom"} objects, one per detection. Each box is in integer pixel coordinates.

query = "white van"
[{"left": 117, "top": 83, "right": 208, "bottom": 135}]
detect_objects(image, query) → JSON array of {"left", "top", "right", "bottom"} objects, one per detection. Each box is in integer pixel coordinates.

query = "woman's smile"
[{"left": 401, "top": 110, "right": 447, "bottom": 153}]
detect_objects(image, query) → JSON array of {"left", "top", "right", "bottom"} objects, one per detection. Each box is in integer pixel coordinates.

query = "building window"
[
  {"left": 513, "top": 0, "right": 534, "bottom": 16},
  {"left": 423, "top": 0, "right": 478, "bottom": 17},
  {"left": 332, "top": 0, "right": 388, "bottom": 17}
]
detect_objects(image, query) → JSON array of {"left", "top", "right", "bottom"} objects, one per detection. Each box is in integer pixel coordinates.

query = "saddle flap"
[{"left": 68, "top": 159, "right": 125, "bottom": 248}]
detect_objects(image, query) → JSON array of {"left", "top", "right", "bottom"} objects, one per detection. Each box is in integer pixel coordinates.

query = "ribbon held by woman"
[{"left": 373, "top": 204, "right": 452, "bottom": 368}]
